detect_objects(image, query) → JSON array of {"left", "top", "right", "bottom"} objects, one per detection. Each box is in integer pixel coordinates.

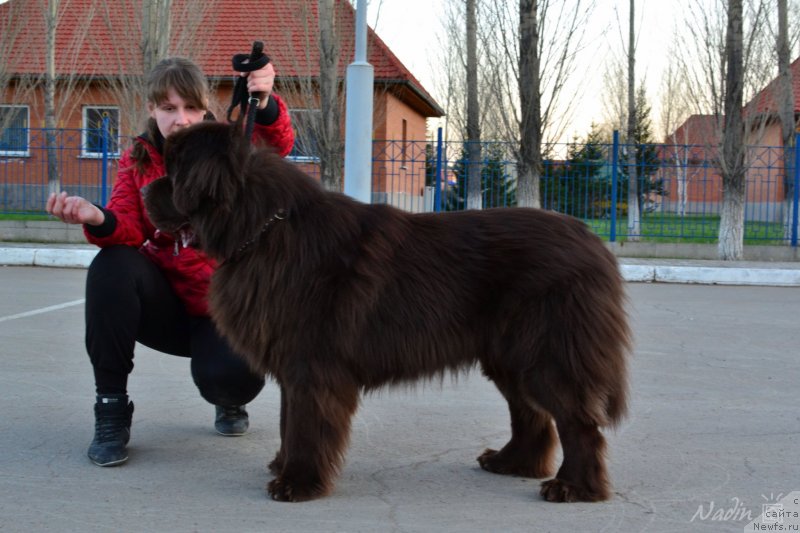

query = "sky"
[{"left": 366, "top": 0, "right": 682, "bottom": 142}]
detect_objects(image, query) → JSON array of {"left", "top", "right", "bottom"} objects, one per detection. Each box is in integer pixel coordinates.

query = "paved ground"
[{"left": 1, "top": 265, "right": 799, "bottom": 533}]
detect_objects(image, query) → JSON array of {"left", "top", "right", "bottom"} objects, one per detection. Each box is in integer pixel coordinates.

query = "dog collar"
[{"left": 223, "top": 208, "right": 287, "bottom": 264}]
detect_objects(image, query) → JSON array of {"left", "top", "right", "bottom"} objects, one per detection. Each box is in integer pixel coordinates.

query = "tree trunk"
[
  {"left": 465, "top": 0, "right": 482, "bottom": 209},
  {"left": 517, "top": 0, "right": 541, "bottom": 208},
  {"left": 626, "top": 0, "right": 640, "bottom": 239},
  {"left": 142, "top": 0, "right": 172, "bottom": 76},
  {"left": 777, "top": 0, "right": 796, "bottom": 242},
  {"left": 45, "top": 0, "right": 60, "bottom": 197},
  {"left": 318, "top": 0, "right": 343, "bottom": 191},
  {"left": 719, "top": 0, "right": 745, "bottom": 260},
  {"left": 675, "top": 141, "right": 688, "bottom": 217}
]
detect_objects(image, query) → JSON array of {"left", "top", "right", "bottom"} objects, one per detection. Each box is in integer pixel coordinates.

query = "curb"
[
  {"left": 2, "top": 246, "right": 800, "bottom": 287},
  {"left": 0, "top": 246, "right": 98, "bottom": 269},
  {"left": 619, "top": 264, "right": 800, "bottom": 286}
]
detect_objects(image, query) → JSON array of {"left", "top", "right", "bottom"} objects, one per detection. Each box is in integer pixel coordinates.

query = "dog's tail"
[{"left": 540, "top": 259, "right": 632, "bottom": 428}]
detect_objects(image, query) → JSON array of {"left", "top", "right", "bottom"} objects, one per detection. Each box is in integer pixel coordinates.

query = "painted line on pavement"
[{"left": 0, "top": 299, "right": 85, "bottom": 323}]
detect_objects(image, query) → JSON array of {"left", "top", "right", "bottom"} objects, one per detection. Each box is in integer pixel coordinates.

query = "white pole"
[{"left": 343, "top": 0, "right": 374, "bottom": 203}]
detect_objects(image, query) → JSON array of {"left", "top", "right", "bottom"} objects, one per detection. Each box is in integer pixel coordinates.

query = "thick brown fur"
[{"left": 144, "top": 121, "right": 631, "bottom": 503}]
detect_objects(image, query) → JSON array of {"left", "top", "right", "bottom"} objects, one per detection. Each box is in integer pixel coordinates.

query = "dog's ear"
[
  {"left": 164, "top": 122, "right": 248, "bottom": 215},
  {"left": 142, "top": 176, "right": 186, "bottom": 233}
]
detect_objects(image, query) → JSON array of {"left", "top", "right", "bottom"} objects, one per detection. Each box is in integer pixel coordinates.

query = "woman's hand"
[
  {"left": 46, "top": 192, "right": 105, "bottom": 226},
  {"left": 239, "top": 61, "right": 275, "bottom": 110}
]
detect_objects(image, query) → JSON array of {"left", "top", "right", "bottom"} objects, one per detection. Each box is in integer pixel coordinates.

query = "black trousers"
[{"left": 85, "top": 246, "right": 265, "bottom": 405}]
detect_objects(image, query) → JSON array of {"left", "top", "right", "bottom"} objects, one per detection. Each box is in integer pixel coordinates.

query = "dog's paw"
[
  {"left": 267, "top": 476, "right": 326, "bottom": 502},
  {"left": 477, "top": 448, "right": 553, "bottom": 478},
  {"left": 267, "top": 477, "right": 295, "bottom": 502},
  {"left": 540, "top": 478, "right": 609, "bottom": 503},
  {"left": 477, "top": 448, "right": 504, "bottom": 472}
]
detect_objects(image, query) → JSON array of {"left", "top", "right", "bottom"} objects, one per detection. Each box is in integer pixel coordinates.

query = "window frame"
[
  {"left": 0, "top": 104, "right": 31, "bottom": 157},
  {"left": 287, "top": 108, "right": 322, "bottom": 162},
  {"left": 81, "top": 105, "right": 120, "bottom": 159}
]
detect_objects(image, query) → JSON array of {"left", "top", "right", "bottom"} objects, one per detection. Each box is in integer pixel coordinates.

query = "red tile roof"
[
  {"left": 664, "top": 114, "right": 721, "bottom": 146},
  {"left": 1, "top": 0, "right": 443, "bottom": 116},
  {"left": 745, "top": 56, "right": 800, "bottom": 117},
  {"left": 668, "top": 57, "right": 800, "bottom": 143}
]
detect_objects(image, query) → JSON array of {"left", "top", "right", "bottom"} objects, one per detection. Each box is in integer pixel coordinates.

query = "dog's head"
[{"left": 143, "top": 122, "right": 249, "bottom": 245}]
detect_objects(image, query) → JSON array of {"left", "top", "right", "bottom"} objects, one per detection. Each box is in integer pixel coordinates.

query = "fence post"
[
  {"left": 792, "top": 132, "right": 800, "bottom": 247},
  {"left": 610, "top": 130, "right": 619, "bottom": 243},
  {"left": 101, "top": 116, "right": 109, "bottom": 206},
  {"left": 434, "top": 127, "right": 443, "bottom": 212}
]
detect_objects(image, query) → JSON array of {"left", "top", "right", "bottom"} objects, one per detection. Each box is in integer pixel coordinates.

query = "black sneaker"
[
  {"left": 215, "top": 405, "right": 249, "bottom": 436},
  {"left": 88, "top": 394, "right": 134, "bottom": 467}
]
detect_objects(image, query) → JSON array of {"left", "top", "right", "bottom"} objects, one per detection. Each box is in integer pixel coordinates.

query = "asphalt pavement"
[{"left": 1, "top": 251, "right": 799, "bottom": 532}]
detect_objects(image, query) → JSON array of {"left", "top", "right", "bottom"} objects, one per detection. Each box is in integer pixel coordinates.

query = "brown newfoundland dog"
[{"left": 144, "top": 121, "right": 631, "bottom": 503}]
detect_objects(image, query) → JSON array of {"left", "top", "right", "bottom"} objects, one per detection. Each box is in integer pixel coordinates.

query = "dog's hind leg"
[
  {"left": 477, "top": 385, "right": 557, "bottom": 479},
  {"left": 539, "top": 418, "right": 611, "bottom": 502},
  {"left": 267, "top": 382, "right": 359, "bottom": 502}
]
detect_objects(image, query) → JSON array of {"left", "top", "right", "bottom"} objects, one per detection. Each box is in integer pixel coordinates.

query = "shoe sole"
[
  {"left": 215, "top": 429, "right": 247, "bottom": 437},
  {"left": 89, "top": 455, "right": 129, "bottom": 467}
]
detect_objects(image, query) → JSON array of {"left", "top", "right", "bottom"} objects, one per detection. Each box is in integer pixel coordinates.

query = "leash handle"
[
  {"left": 241, "top": 41, "right": 269, "bottom": 103},
  {"left": 233, "top": 41, "right": 269, "bottom": 72},
  {"left": 226, "top": 41, "right": 271, "bottom": 136}
]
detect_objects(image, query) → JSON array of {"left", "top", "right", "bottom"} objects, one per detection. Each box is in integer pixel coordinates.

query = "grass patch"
[
  {"left": 0, "top": 213, "right": 52, "bottom": 221},
  {"left": 585, "top": 213, "right": 788, "bottom": 245}
]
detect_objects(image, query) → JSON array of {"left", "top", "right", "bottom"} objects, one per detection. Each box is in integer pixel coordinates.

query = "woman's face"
[{"left": 148, "top": 87, "right": 207, "bottom": 138}]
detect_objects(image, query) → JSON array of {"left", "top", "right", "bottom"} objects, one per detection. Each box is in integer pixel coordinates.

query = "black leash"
[{"left": 227, "top": 41, "right": 270, "bottom": 139}]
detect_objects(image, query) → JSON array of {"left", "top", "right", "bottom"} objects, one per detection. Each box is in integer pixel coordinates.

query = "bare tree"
[
  {"left": 270, "top": 2, "right": 400, "bottom": 192},
  {"left": 141, "top": 0, "right": 172, "bottom": 77},
  {"left": 42, "top": 0, "right": 97, "bottom": 194},
  {"left": 0, "top": 0, "right": 39, "bottom": 132},
  {"left": 45, "top": 0, "right": 59, "bottom": 195},
  {"left": 433, "top": 1, "right": 466, "bottom": 140},
  {"left": 659, "top": 44, "right": 694, "bottom": 217},
  {"left": 466, "top": 0, "right": 482, "bottom": 209},
  {"left": 674, "top": 0, "right": 771, "bottom": 259},
  {"left": 318, "top": 0, "right": 343, "bottom": 190},
  {"left": 719, "top": 0, "right": 746, "bottom": 260},
  {"left": 677, "top": 0, "right": 773, "bottom": 127},
  {"left": 517, "top": 0, "right": 542, "bottom": 208},
  {"left": 776, "top": 0, "right": 796, "bottom": 241},
  {"left": 434, "top": 0, "right": 595, "bottom": 208},
  {"left": 625, "top": 0, "right": 640, "bottom": 238},
  {"left": 600, "top": 57, "right": 627, "bottom": 137},
  {"left": 94, "top": 0, "right": 218, "bottom": 137},
  {"left": 471, "top": 1, "right": 596, "bottom": 207},
  {"left": 433, "top": 1, "right": 491, "bottom": 142}
]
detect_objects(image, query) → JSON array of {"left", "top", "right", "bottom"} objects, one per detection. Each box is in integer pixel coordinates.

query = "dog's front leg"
[
  {"left": 268, "top": 383, "right": 287, "bottom": 475},
  {"left": 267, "top": 380, "right": 359, "bottom": 502}
]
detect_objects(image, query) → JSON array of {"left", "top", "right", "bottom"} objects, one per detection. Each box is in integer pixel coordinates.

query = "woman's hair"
[
  {"left": 146, "top": 57, "right": 209, "bottom": 110},
  {"left": 132, "top": 57, "right": 210, "bottom": 170}
]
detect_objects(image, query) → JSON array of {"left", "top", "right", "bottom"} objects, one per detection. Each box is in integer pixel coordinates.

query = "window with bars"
[
  {"left": 82, "top": 106, "right": 120, "bottom": 158},
  {"left": 288, "top": 108, "right": 321, "bottom": 161},
  {"left": 0, "top": 105, "right": 30, "bottom": 156}
]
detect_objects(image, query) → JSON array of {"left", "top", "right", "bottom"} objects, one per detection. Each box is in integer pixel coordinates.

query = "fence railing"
[
  {"left": 2, "top": 126, "right": 798, "bottom": 246},
  {"left": 373, "top": 129, "right": 800, "bottom": 246}
]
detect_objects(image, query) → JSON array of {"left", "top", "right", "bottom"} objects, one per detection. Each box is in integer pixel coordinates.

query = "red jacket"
[{"left": 84, "top": 94, "right": 294, "bottom": 316}]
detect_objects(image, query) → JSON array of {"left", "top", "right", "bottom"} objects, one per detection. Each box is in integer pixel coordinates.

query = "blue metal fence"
[
  {"left": 0, "top": 121, "right": 115, "bottom": 211},
  {"left": 2, "top": 125, "right": 798, "bottom": 246}
]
